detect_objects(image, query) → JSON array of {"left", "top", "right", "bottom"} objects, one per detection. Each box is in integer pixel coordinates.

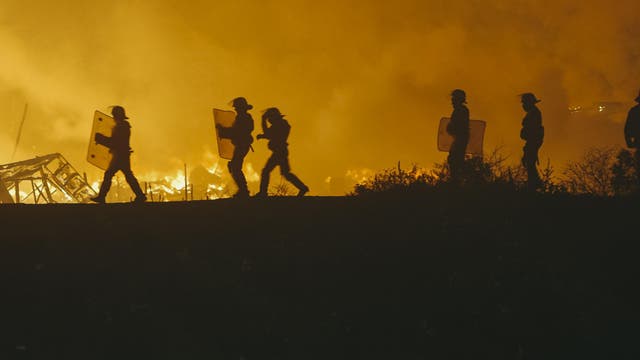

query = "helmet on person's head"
[
  {"left": 231, "top": 97, "right": 253, "bottom": 110},
  {"left": 263, "top": 107, "right": 285, "bottom": 120},
  {"left": 111, "top": 105, "right": 129, "bottom": 120},
  {"left": 451, "top": 89, "right": 467, "bottom": 103},
  {"left": 520, "top": 93, "right": 541, "bottom": 105}
]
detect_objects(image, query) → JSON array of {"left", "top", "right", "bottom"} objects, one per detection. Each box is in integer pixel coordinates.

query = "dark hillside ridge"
[{"left": 1, "top": 194, "right": 638, "bottom": 359}]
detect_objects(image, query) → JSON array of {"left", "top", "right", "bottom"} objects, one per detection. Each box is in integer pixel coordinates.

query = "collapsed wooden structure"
[{"left": 0, "top": 153, "right": 97, "bottom": 204}]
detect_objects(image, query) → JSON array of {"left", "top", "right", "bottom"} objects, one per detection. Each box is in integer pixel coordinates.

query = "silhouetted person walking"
[
  {"left": 520, "top": 93, "right": 544, "bottom": 191},
  {"left": 216, "top": 97, "right": 254, "bottom": 198},
  {"left": 447, "top": 89, "right": 470, "bottom": 182},
  {"left": 255, "top": 108, "right": 309, "bottom": 197},
  {"left": 91, "top": 106, "right": 146, "bottom": 203}
]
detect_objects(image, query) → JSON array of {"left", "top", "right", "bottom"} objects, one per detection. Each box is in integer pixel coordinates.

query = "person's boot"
[
  {"left": 126, "top": 175, "right": 147, "bottom": 203},
  {"left": 232, "top": 190, "right": 250, "bottom": 199},
  {"left": 297, "top": 185, "right": 309, "bottom": 197},
  {"left": 91, "top": 177, "right": 112, "bottom": 204},
  {"left": 284, "top": 173, "right": 308, "bottom": 197},
  {"left": 90, "top": 187, "right": 107, "bottom": 204},
  {"left": 90, "top": 196, "right": 106, "bottom": 204}
]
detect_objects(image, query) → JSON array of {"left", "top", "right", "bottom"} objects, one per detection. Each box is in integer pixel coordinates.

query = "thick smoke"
[{"left": 1, "top": 0, "right": 639, "bottom": 193}]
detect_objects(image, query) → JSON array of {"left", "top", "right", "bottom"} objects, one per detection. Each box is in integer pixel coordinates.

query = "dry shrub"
[
  {"left": 561, "top": 147, "right": 618, "bottom": 196},
  {"left": 351, "top": 148, "right": 562, "bottom": 195}
]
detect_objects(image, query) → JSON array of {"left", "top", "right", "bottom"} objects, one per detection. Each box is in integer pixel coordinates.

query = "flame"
[
  {"left": 346, "top": 168, "right": 375, "bottom": 184},
  {"left": 89, "top": 154, "right": 236, "bottom": 202},
  {"left": 165, "top": 171, "right": 186, "bottom": 191},
  {"left": 7, "top": 189, "right": 29, "bottom": 202},
  {"left": 207, "top": 162, "right": 224, "bottom": 177},
  {"left": 244, "top": 163, "right": 260, "bottom": 183}
]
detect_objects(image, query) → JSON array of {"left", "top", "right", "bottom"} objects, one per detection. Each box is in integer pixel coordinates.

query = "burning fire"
[
  {"left": 89, "top": 161, "right": 261, "bottom": 201},
  {"left": 86, "top": 157, "right": 268, "bottom": 202},
  {"left": 7, "top": 189, "right": 29, "bottom": 202},
  {"left": 166, "top": 171, "right": 186, "bottom": 191},
  {"left": 244, "top": 163, "right": 260, "bottom": 183},
  {"left": 346, "top": 168, "right": 375, "bottom": 184}
]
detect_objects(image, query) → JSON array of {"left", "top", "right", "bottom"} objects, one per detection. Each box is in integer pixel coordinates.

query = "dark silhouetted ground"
[{"left": 0, "top": 192, "right": 638, "bottom": 359}]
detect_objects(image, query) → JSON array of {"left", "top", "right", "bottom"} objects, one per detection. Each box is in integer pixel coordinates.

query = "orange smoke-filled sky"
[{"left": 1, "top": 0, "right": 639, "bottom": 194}]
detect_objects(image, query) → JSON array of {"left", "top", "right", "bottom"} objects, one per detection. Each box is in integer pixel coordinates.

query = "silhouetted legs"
[
  {"left": 259, "top": 149, "right": 308, "bottom": 196},
  {"left": 448, "top": 138, "right": 469, "bottom": 183},
  {"left": 94, "top": 155, "right": 145, "bottom": 203},
  {"left": 523, "top": 141, "right": 542, "bottom": 190},
  {"left": 228, "top": 145, "right": 251, "bottom": 197}
]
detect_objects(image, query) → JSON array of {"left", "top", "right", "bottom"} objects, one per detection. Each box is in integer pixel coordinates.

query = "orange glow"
[
  {"left": 166, "top": 171, "right": 186, "bottom": 191},
  {"left": 1, "top": 1, "right": 639, "bottom": 196}
]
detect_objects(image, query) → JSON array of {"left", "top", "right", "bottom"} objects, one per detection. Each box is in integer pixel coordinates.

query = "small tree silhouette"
[
  {"left": 561, "top": 147, "right": 617, "bottom": 196},
  {"left": 270, "top": 177, "right": 294, "bottom": 196},
  {"left": 611, "top": 149, "right": 640, "bottom": 195},
  {"left": 538, "top": 159, "right": 564, "bottom": 194}
]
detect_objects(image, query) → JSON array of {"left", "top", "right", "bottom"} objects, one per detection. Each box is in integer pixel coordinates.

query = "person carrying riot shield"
[
  {"left": 216, "top": 97, "right": 255, "bottom": 198},
  {"left": 91, "top": 106, "right": 146, "bottom": 203},
  {"left": 447, "top": 89, "right": 470, "bottom": 183}
]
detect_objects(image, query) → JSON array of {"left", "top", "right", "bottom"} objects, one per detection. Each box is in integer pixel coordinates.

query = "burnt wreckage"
[{"left": 0, "top": 153, "right": 97, "bottom": 204}]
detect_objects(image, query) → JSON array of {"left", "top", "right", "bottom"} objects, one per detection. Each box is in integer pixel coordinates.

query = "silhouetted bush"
[
  {"left": 561, "top": 147, "right": 617, "bottom": 196},
  {"left": 350, "top": 148, "right": 561, "bottom": 196},
  {"left": 611, "top": 149, "right": 640, "bottom": 195},
  {"left": 538, "top": 159, "right": 565, "bottom": 194},
  {"left": 350, "top": 163, "right": 434, "bottom": 195},
  {"left": 558, "top": 146, "right": 640, "bottom": 196}
]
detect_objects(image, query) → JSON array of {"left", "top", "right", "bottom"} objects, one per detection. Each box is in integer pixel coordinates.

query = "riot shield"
[
  {"left": 87, "top": 110, "right": 115, "bottom": 170},
  {"left": 213, "top": 108, "right": 236, "bottom": 160},
  {"left": 437, "top": 117, "right": 486, "bottom": 156}
]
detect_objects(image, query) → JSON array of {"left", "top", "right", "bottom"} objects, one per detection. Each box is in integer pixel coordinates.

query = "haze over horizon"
[{"left": 1, "top": 0, "right": 639, "bottom": 194}]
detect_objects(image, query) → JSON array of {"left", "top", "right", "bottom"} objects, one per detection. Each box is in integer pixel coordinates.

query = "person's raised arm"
[{"left": 257, "top": 113, "right": 270, "bottom": 140}]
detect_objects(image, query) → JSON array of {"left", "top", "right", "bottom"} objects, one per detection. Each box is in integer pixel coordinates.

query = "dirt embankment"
[{"left": 0, "top": 194, "right": 637, "bottom": 359}]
